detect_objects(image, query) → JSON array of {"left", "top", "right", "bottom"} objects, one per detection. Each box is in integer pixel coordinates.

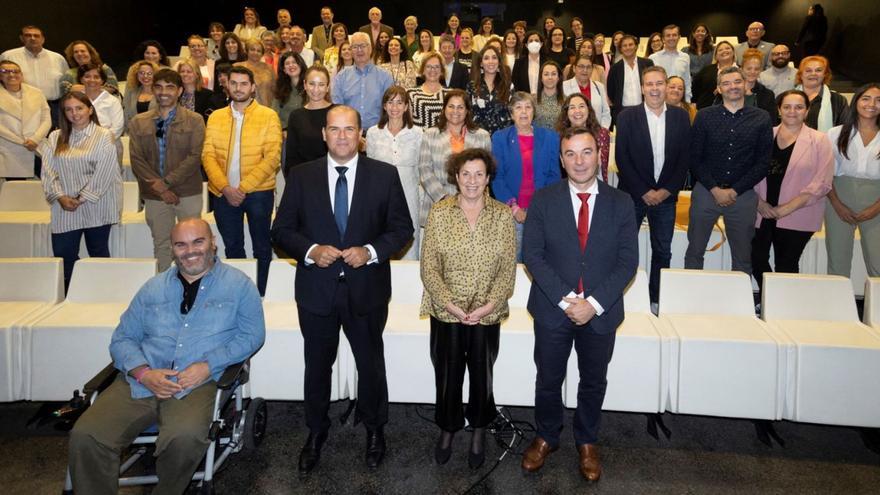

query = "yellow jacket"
[{"left": 202, "top": 100, "right": 282, "bottom": 196}]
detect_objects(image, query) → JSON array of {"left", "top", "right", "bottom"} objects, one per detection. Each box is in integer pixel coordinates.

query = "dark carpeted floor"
[{"left": 1, "top": 399, "right": 879, "bottom": 494}]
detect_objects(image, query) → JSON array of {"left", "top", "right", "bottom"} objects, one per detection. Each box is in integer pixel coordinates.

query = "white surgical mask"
[{"left": 527, "top": 41, "right": 542, "bottom": 54}]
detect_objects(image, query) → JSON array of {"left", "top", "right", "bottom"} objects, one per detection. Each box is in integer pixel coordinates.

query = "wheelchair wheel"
[{"left": 242, "top": 397, "right": 267, "bottom": 452}]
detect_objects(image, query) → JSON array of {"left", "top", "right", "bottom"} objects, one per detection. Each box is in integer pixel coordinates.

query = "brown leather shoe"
[
  {"left": 521, "top": 437, "right": 557, "bottom": 473},
  {"left": 578, "top": 444, "right": 602, "bottom": 482}
]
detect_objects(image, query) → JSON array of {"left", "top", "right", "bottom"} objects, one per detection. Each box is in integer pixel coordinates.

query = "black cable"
[{"left": 460, "top": 407, "right": 536, "bottom": 494}]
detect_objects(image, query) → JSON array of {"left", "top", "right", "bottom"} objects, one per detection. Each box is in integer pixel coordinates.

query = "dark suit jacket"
[
  {"left": 444, "top": 61, "right": 470, "bottom": 90},
  {"left": 615, "top": 104, "right": 692, "bottom": 204},
  {"left": 511, "top": 55, "right": 545, "bottom": 93},
  {"left": 606, "top": 57, "right": 654, "bottom": 109},
  {"left": 271, "top": 155, "right": 414, "bottom": 315},
  {"left": 358, "top": 24, "right": 395, "bottom": 45},
  {"left": 193, "top": 88, "right": 220, "bottom": 123},
  {"left": 522, "top": 180, "right": 639, "bottom": 334}
]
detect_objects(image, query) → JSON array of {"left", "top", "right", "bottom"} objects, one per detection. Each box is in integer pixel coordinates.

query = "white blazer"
[{"left": 562, "top": 78, "right": 612, "bottom": 129}]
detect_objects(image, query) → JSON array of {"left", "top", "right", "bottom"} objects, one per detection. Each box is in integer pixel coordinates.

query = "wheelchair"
[{"left": 61, "top": 360, "right": 267, "bottom": 494}]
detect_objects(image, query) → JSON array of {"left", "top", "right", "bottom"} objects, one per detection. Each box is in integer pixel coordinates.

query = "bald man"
[
  {"left": 68, "top": 218, "right": 265, "bottom": 495},
  {"left": 735, "top": 21, "right": 775, "bottom": 68}
]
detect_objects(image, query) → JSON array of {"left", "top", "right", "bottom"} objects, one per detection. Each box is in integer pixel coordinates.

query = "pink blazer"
[{"left": 754, "top": 125, "right": 833, "bottom": 232}]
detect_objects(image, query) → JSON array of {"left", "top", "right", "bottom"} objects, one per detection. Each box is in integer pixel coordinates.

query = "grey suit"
[{"left": 735, "top": 40, "right": 776, "bottom": 69}]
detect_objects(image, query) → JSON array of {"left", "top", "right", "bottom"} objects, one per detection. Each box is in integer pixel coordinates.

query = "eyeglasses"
[
  {"left": 424, "top": 64, "right": 442, "bottom": 70},
  {"left": 772, "top": 51, "right": 791, "bottom": 56},
  {"left": 576, "top": 64, "right": 592, "bottom": 70},
  {"left": 350, "top": 44, "right": 369, "bottom": 50},
  {"left": 0, "top": 69, "right": 22, "bottom": 75},
  {"left": 138, "top": 71, "right": 154, "bottom": 77}
]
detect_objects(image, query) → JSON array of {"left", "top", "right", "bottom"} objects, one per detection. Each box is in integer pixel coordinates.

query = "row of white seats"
[{"left": 3, "top": 257, "right": 879, "bottom": 429}]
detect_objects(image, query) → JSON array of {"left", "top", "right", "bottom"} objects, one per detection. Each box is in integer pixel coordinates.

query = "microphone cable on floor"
[{"left": 461, "top": 406, "right": 536, "bottom": 494}]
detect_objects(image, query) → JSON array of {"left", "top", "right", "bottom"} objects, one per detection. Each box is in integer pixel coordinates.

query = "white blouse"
[
  {"left": 38, "top": 123, "right": 122, "bottom": 233},
  {"left": 90, "top": 90, "right": 124, "bottom": 139},
  {"left": 827, "top": 125, "right": 880, "bottom": 180}
]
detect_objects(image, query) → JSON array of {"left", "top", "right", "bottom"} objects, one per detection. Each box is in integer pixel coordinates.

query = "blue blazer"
[
  {"left": 522, "top": 180, "right": 639, "bottom": 334},
  {"left": 491, "top": 125, "right": 561, "bottom": 205},
  {"left": 270, "top": 156, "right": 414, "bottom": 316},
  {"left": 615, "top": 104, "right": 692, "bottom": 204}
]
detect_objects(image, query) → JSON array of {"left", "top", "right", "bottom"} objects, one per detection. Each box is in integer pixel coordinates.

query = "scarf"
[{"left": 798, "top": 83, "right": 833, "bottom": 132}]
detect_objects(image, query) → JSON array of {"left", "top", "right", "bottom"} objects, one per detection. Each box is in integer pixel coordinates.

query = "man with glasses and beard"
[
  {"left": 68, "top": 218, "right": 265, "bottom": 495},
  {"left": 759, "top": 45, "right": 798, "bottom": 97}
]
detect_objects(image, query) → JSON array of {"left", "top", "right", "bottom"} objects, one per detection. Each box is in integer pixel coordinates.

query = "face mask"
[{"left": 527, "top": 41, "right": 542, "bottom": 54}]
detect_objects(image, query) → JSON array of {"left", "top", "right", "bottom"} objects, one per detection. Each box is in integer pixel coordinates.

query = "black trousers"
[
  {"left": 751, "top": 219, "right": 814, "bottom": 291},
  {"left": 429, "top": 317, "right": 500, "bottom": 432},
  {"left": 534, "top": 319, "right": 616, "bottom": 447},
  {"left": 298, "top": 280, "right": 389, "bottom": 433}
]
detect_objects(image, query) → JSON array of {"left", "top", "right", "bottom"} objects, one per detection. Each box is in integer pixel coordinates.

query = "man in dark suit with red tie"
[
  {"left": 520, "top": 127, "right": 639, "bottom": 482},
  {"left": 270, "top": 105, "right": 413, "bottom": 475}
]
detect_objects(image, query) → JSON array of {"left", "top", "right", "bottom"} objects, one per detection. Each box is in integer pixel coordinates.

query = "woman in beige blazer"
[{"left": 0, "top": 60, "right": 51, "bottom": 178}]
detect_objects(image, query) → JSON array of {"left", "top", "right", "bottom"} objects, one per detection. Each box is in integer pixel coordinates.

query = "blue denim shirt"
[
  {"left": 331, "top": 63, "right": 393, "bottom": 129},
  {"left": 110, "top": 259, "right": 265, "bottom": 399}
]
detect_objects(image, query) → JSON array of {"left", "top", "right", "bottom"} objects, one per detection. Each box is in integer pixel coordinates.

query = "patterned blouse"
[
  {"left": 534, "top": 95, "right": 563, "bottom": 129},
  {"left": 38, "top": 122, "right": 122, "bottom": 234},
  {"left": 420, "top": 194, "right": 517, "bottom": 324},
  {"left": 466, "top": 79, "right": 511, "bottom": 134},
  {"left": 379, "top": 61, "right": 418, "bottom": 89},
  {"left": 407, "top": 86, "right": 446, "bottom": 129}
]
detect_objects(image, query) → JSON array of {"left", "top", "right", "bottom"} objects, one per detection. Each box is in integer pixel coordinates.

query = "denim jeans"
[
  {"left": 633, "top": 200, "right": 676, "bottom": 304},
  {"left": 212, "top": 190, "right": 274, "bottom": 295},
  {"left": 51, "top": 224, "right": 112, "bottom": 291}
]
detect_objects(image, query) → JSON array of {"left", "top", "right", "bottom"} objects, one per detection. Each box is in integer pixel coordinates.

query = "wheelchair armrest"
[
  {"left": 217, "top": 361, "right": 249, "bottom": 390},
  {"left": 83, "top": 363, "right": 120, "bottom": 396}
]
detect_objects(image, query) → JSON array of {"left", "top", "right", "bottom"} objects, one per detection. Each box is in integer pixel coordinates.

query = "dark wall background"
[{"left": 1, "top": 1, "right": 876, "bottom": 84}]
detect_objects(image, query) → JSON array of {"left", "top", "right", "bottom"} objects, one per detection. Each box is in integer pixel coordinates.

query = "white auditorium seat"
[
  {"left": 222, "top": 258, "right": 258, "bottom": 286},
  {"left": 762, "top": 273, "right": 880, "bottom": 427},
  {"left": 384, "top": 261, "right": 432, "bottom": 403},
  {"left": 251, "top": 259, "right": 343, "bottom": 401},
  {"left": 866, "top": 278, "right": 880, "bottom": 328},
  {"left": 659, "top": 269, "right": 789, "bottom": 420},
  {"left": 567, "top": 269, "right": 671, "bottom": 413},
  {"left": 493, "top": 265, "right": 538, "bottom": 406},
  {"left": 0, "top": 180, "right": 49, "bottom": 211},
  {"left": 122, "top": 181, "right": 141, "bottom": 213},
  {"left": 0, "top": 258, "right": 63, "bottom": 401},
  {"left": 26, "top": 258, "right": 157, "bottom": 400}
]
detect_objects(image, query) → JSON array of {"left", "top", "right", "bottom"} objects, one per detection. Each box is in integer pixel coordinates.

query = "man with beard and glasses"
[
  {"left": 129, "top": 69, "right": 206, "bottom": 272},
  {"left": 68, "top": 218, "right": 265, "bottom": 495},
  {"left": 203, "top": 66, "right": 282, "bottom": 296},
  {"left": 759, "top": 44, "right": 797, "bottom": 97},
  {"left": 685, "top": 67, "right": 772, "bottom": 275}
]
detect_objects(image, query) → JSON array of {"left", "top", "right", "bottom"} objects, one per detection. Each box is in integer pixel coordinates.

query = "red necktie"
[{"left": 577, "top": 192, "right": 590, "bottom": 293}]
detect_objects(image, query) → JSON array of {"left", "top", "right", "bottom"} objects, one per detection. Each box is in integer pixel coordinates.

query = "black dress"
[{"left": 284, "top": 105, "right": 334, "bottom": 177}]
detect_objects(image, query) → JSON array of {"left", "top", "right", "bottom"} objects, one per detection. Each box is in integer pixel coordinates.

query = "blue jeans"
[
  {"left": 633, "top": 200, "right": 676, "bottom": 304},
  {"left": 51, "top": 224, "right": 112, "bottom": 291},
  {"left": 212, "top": 190, "right": 274, "bottom": 295}
]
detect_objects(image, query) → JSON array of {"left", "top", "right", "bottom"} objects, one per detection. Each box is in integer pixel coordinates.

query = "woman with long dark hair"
[
  {"left": 272, "top": 52, "right": 307, "bottom": 134},
  {"left": 443, "top": 13, "right": 463, "bottom": 48},
  {"left": 134, "top": 40, "right": 170, "bottom": 68},
  {"left": 467, "top": 45, "right": 512, "bottom": 134},
  {"left": 824, "top": 83, "right": 880, "bottom": 278},
  {"left": 682, "top": 24, "right": 714, "bottom": 79},
  {"left": 556, "top": 93, "right": 610, "bottom": 181},
  {"left": 38, "top": 91, "right": 121, "bottom": 289}
]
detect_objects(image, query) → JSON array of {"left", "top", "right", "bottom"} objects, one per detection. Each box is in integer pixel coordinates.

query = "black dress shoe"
[
  {"left": 468, "top": 428, "right": 486, "bottom": 470},
  {"left": 434, "top": 431, "right": 454, "bottom": 465},
  {"left": 365, "top": 429, "right": 386, "bottom": 468},
  {"left": 298, "top": 431, "right": 328, "bottom": 476}
]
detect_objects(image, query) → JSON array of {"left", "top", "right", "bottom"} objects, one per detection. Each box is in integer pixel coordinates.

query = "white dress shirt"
[
  {"left": 649, "top": 49, "right": 692, "bottom": 102},
  {"left": 644, "top": 103, "right": 667, "bottom": 182},
  {"left": 226, "top": 103, "right": 245, "bottom": 188},
  {"left": 621, "top": 59, "right": 643, "bottom": 107},
  {"left": 827, "top": 125, "right": 880, "bottom": 179},
  {"left": 0, "top": 46, "right": 67, "bottom": 101},
  {"left": 558, "top": 179, "right": 605, "bottom": 315},
  {"left": 303, "top": 154, "right": 378, "bottom": 265},
  {"left": 90, "top": 90, "right": 124, "bottom": 139}
]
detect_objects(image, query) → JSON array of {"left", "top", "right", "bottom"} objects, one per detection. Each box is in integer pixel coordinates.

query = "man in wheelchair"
[{"left": 67, "top": 218, "right": 266, "bottom": 494}]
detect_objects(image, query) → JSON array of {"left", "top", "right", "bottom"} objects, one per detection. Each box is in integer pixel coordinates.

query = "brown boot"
[
  {"left": 521, "top": 437, "right": 557, "bottom": 473},
  {"left": 578, "top": 444, "right": 602, "bottom": 482}
]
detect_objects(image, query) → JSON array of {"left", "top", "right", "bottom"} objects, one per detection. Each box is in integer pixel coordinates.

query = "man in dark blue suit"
[
  {"left": 271, "top": 106, "right": 413, "bottom": 474},
  {"left": 616, "top": 66, "right": 691, "bottom": 309},
  {"left": 520, "top": 127, "right": 638, "bottom": 482}
]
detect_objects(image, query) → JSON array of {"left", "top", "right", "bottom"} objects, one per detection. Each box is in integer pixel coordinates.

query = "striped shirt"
[
  {"left": 407, "top": 87, "right": 446, "bottom": 129},
  {"left": 39, "top": 122, "right": 122, "bottom": 233}
]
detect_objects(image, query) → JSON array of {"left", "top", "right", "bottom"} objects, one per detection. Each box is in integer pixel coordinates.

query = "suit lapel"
[
  {"left": 555, "top": 181, "right": 581, "bottom": 251},
  {"left": 583, "top": 184, "right": 611, "bottom": 258},
  {"left": 314, "top": 158, "right": 340, "bottom": 242},
  {"left": 787, "top": 127, "right": 811, "bottom": 169}
]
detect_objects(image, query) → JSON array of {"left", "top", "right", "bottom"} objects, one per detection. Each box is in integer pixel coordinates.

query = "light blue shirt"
[
  {"left": 331, "top": 63, "right": 393, "bottom": 129},
  {"left": 110, "top": 259, "right": 265, "bottom": 399}
]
